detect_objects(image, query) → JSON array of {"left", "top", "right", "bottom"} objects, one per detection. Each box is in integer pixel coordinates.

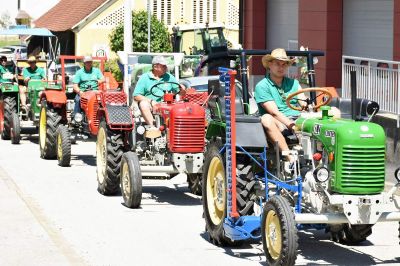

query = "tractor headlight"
[
  {"left": 74, "top": 113, "right": 83, "bottom": 123},
  {"left": 136, "top": 125, "right": 145, "bottom": 135},
  {"left": 395, "top": 167, "right": 400, "bottom": 183},
  {"left": 313, "top": 166, "right": 330, "bottom": 183}
]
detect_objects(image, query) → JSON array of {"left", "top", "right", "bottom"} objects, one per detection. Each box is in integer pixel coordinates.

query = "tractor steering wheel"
[
  {"left": 81, "top": 80, "right": 99, "bottom": 91},
  {"left": 149, "top": 81, "right": 181, "bottom": 99},
  {"left": 286, "top": 87, "right": 333, "bottom": 111}
]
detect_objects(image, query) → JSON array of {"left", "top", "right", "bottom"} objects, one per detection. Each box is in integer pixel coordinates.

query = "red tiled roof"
[{"left": 34, "top": 0, "right": 109, "bottom": 32}]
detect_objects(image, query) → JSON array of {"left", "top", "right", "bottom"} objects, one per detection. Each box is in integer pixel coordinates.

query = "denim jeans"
[{"left": 73, "top": 94, "right": 81, "bottom": 116}]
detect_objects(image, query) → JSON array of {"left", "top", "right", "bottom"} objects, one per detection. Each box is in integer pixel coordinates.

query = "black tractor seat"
[{"left": 328, "top": 97, "right": 379, "bottom": 120}]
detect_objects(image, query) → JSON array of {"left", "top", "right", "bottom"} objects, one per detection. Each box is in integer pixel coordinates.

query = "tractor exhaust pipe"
[
  {"left": 350, "top": 70, "right": 357, "bottom": 121},
  {"left": 295, "top": 212, "right": 400, "bottom": 224}
]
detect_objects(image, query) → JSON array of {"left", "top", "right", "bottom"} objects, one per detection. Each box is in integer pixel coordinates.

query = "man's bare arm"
[{"left": 261, "top": 101, "right": 295, "bottom": 127}]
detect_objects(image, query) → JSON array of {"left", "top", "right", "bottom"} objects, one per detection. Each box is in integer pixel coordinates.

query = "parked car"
[{"left": 2, "top": 45, "right": 27, "bottom": 60}]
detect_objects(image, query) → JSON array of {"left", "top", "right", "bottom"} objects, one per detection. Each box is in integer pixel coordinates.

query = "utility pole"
[
  {"left": 147, "top": 0, "right": 151, "bottom": 52},
  {"left": 123, "top": 0, "right": 133, "bottom": 100}
]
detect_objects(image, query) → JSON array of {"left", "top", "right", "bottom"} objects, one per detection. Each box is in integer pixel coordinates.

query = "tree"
[{"left": 109, "top": 11, "right": 171, "bottom": 53}]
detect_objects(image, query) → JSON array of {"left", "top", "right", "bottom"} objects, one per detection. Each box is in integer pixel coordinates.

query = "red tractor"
[
  {"left": 39, "top": 56, "right": 133, "bottom": 169},
  {"left": 96, "top": 80, "right": 208, "bottom": 207}
]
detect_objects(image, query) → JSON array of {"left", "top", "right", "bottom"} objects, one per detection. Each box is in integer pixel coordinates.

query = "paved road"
[{"left": 0, "top": 134, "right": 399, "bottom": 266}]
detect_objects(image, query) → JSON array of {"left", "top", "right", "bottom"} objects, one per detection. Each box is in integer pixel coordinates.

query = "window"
[{"left": 152, "top": 0, "right": 172, "bottom": 26}]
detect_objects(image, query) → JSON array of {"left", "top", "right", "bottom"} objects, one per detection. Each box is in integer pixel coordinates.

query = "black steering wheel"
[{"left": 149, "top": 81, "right": 181, "bottom": 99}]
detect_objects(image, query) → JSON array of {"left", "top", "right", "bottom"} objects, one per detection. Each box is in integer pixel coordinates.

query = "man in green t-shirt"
[
  {"left": 254, "top": 48, "right": 308, "bottom": 162},
  {"left": 21, "top": 56, "right": 46, "bottom": 111},
  {"left": 0, "top": 56, "right": 14, "bottom": 83},
  {"left": 72, "top": 56, "right": 104, "bottom": 118},
  {"left": 133, "top": 55, "right": 186, "bottom": 127}
]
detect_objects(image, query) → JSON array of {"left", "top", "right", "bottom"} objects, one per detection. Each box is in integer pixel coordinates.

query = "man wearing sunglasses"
[{"left": 0, "top": 56, "right": 14, "bottom": 84}]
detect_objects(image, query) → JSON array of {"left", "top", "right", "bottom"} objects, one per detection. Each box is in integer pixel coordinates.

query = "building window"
[
  {"left": 227, "top": 1, "right": 239, "bottom": 29},
  {"left": 192, "top": 0, "right": 217, "bottom": 24},
  {"left": 152, "top": 0, "right": 172, "bottom": 26}
]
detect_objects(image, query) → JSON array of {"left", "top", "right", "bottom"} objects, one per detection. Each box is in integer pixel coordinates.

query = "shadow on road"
[
  {"left": 142, "top": 185, "right": 201, "bottom": 206},
  {"left": 198, "top": 229, "right": 400, "bottom": 265},
  {"left": 72, "top": 154, "right": 97, "bottom": 166}
]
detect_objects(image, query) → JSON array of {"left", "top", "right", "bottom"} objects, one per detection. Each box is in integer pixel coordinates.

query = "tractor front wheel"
[
  {"left": 10, "top": 112, "right": 20, "bottom": 144},
  {"left": 262, "top": 196, "right": 298, "bottom": 266},
  {"left": 1, "top": 95, "right": 17, "bottom": 140},
  {"left": 56, "top": 125, "right": 71, "bottom": 167},
  {"left": 39, "top": 101, "right": 62, "bottom": 159},
  {"left": 187, "top": 173, "right": 202, "bottom": 196},
  {"left": 96, "top": 121, "right": 124, "bottom": 195},
  {"left": 120, "top": 152, "right": 142, "bottom": 208},
  {"left": 330, "top": 224, "right": 373, "bottom": 245},
  {"left": 202, "top": 142, "right": 242, "bottom": 246}
]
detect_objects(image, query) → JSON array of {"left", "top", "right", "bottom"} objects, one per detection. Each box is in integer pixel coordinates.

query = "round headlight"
[
  {"left": 73, "top": 113, "right": 83, "bottom": 123},
  {"left": 394, "top": 167, "right": 400, "bottom": 183},
  {"left": 137, "top": 125, "right": 145, "bottom": 135},
  {"left": 313, "top": 166, "right": 330, "bottom": 183}
]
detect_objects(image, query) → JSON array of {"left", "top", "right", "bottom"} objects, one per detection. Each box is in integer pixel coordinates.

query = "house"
[
  {"left": 34, "top": 0, "right": 239, "bottom": 57},
  {"left": 240, "top": 0, "right": 400, "bottom": 88}
]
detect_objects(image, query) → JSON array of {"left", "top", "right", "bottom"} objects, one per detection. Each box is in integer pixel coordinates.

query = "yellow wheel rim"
[
  {"left": 206, "top": 157, "right": 226, "bottom": 225},
  {"left": 39, "top": 107, "right": 47, "bottom": 149},
  {"left": 121, "top": 161, "right": 130, "bottom": 197},
  {"left": 96, "top": 126, "right": 106, "bottom": 184},
  {"left": 57, "top": 132, "right": 63, "bottom": 162},
  {"left": 265, "top": 210, "right": 282, "bottom": 260}
]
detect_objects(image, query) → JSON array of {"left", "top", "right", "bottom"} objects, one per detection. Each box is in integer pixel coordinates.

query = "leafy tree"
[
  {"left": 0, "top": 11, "right": 12, "bottom": 29},
  {"left": 109, "top": 10, "right": 171, "bottom": 53}
]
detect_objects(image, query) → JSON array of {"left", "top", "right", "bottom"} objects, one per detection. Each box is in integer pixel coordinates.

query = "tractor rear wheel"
[
  {"left": 202, "top": 141, "right": 243, "bottom": 246},
  {"left": 1, "top": 95, "right": 17, "bottom": 140},
  {"left": 96, "top": 121, "right": 124, "bottom": 195},
  {"left": 56, "top": 125, "right": 71, "bottom": 167},
  {"left": 262, "top": 196, "right": 298, "bottom": 266},
  {"left": 330, "top": 224, "right": 373, "bottom": 245},
  {"left": 120, "top": 152, "right": 142, "bottom": 208},
  {"left": 39, "top": 101, "right": 62, "bottom": 159},
  {"left": 10, "top": 112, "right": 20, "bottom": 144},
  {"left": 187, "top": 173, "right": 202, "bottom": 196}
]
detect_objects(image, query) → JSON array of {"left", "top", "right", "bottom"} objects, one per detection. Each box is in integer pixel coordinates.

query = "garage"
[
  {"left": 343, "top": 0, "right": 393, "bottom": 60},
  {"left": 266, "top": 0, "right": 299, "bottom": 50}
]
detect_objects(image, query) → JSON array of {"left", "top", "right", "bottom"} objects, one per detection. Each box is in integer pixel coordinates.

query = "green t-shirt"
[
  {"left": 133, "top": 71, "right": 179, "bottom": 102},
  {"left": 72, "top": 67, "right": 103, "bottom": 91},
  {"left": 0, "top": 65, "right": 12, "bottom": 83},
  {"left": 22, "top": 66, "right": 46, "bottom": 80},
  {"left": 254, "top": 75, "right": 300, "bottom": 117}
]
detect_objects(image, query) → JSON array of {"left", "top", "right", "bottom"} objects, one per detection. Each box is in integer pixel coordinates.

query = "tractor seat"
[{"left": 328, "top": 97, "right": 379, "bottom": 120}]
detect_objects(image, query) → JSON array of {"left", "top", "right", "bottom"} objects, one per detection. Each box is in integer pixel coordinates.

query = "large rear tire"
[
  {"left": 1, "top": 95, "right": 17, "bottom": 140},
  {"left": 10, "top": 112, "right": 20, "bottom": 144},
  {"left": 96, "top": 121, "right": 124, "bottom": 195},
  {"left": 56, "top": 125, "right": 71, "bottom": 167},
  {"left": 121, "top": 152, "right": 142, "bottom": 208},
  {"left": 262, "top": 196, "right": 298, "bottom": 266},
  {"left": 202, "top": 141, "right": 242, "bottom": 246},
  {"left": 39, "top": 101, "right": 62, "bottom": 159}
]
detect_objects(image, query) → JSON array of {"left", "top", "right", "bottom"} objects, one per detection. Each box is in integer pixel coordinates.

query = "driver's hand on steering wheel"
[{"left": 179, "top": 84, "right": 187, "bottom": 96}]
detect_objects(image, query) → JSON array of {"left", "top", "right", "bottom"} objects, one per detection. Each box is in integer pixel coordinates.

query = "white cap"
[
  {"left": 83, "top": 56, "right": 93, "bottom": 62},
  {"left": 152, "top": 55, "right": 167, "bottom": 66}
]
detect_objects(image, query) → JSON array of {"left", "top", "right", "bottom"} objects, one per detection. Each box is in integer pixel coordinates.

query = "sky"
[{"left": 0, "top": 0, "right": 60, "bottom": 22}]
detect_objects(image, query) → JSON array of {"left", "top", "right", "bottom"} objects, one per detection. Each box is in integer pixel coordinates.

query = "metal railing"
[{"left": 342, "top": 55, "right": 400, "bottom": 126}]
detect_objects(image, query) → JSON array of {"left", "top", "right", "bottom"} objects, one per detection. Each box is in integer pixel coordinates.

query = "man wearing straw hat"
[
  {"left": 21, "top": 56, "right": 46, "bottom": 113},
  {"left": 254, "top": 48, "right": 307, "bottom": 164}
]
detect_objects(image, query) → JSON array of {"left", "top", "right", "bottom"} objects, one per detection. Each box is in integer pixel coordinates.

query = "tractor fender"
[{"left": 41, "top": 90, "right": 67, "bottom": 108}]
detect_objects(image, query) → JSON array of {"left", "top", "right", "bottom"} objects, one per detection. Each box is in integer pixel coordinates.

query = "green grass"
[{"left": 0, "top": 37, "right": 22, "bottom": 48}]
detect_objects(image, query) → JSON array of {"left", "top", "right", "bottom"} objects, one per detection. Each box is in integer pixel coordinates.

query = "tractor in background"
[
  {"left": 39, "top": 55, "right": 133, "bottom": 171},
  {"left": 201, "top": 50, "right": 400, "bottom": 265},
  {"left": 99, "top": 52, "right": 209, "bottom": 208},
  {"left": 0, "top": 27, "right": 61, "bottom": 145}
]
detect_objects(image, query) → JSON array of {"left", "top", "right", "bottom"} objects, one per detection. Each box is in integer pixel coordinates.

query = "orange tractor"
[{"left": 39, "top": 56, "right": 133, "bottom": 171}]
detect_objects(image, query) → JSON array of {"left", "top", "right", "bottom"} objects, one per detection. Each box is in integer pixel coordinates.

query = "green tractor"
[
  {"left": 202, "top": 50, "right": 400, "bottom": 265},
  {"left": 0, "top": 27, "right": 61, "bottom": 144}
]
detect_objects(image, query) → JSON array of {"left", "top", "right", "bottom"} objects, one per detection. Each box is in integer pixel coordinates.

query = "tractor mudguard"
[
  {"left": 41, "top": 90, "right": 67, "bottom": 106},
  {"left": 0, "top": 83, "right": 19, "bottom": 93}
]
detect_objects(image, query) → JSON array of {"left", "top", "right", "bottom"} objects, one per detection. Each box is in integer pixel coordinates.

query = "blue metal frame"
[{"left": 217, "top": 68, "right": 304, "bottom": 242}]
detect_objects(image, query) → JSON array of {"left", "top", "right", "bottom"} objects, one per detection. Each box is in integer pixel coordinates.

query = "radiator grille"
[
  {"left": 170, "top": 116, "right": 205, "bottom": 153},
  {"left": 338, "top": 145, "right": 385, "bottom": 192}
]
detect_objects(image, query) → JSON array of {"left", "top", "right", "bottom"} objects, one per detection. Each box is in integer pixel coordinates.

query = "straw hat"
[
  {"left": 27, "top": 56, "right": 37, "bottom": 63},
  {"left": 262, "top": 48, "right": 294, "bottom": 69}
]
